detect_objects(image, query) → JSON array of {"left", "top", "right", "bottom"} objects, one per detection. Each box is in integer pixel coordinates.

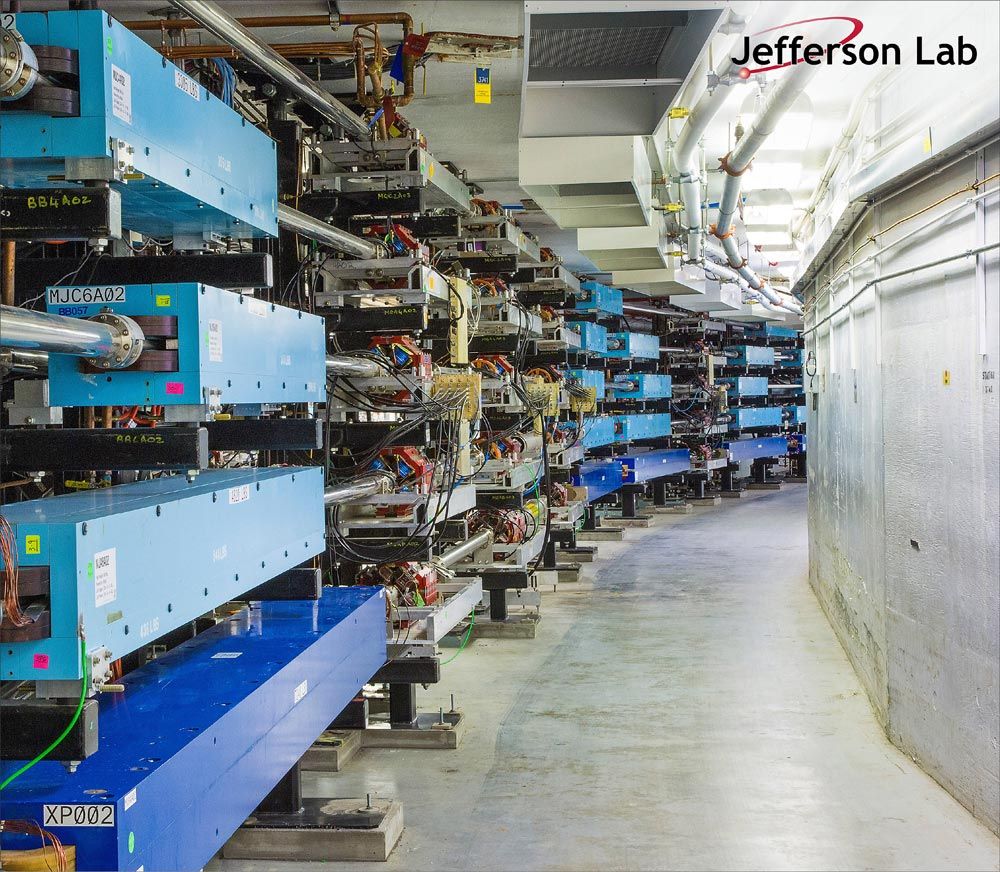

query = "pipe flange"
[
  {"left": 1, "top": 28, "right": 39, "bottom": 102},
  {"left": 88, "top": 312, "right": 145, "bottom": 369}
]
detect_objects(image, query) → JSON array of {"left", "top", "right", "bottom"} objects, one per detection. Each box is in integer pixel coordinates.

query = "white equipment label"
[
  {"left": 174, "top": 68, "right": 201, "bottom": 101},
  {"left": 43, "top": 804, "right": 115, "bottom": 827},
  {"left": 293, "top": 680, "right": 308, "bottom": 704},
  {"left": 208, "top": 319, "right": 223, "bottom": 362},
  {"left": 212, "top": 652, "right": 242, "bottom": 659},
  {"left": 246, "top": 297, "right": 268, "bottom": 317},
  {"left": 123, "top": 788, "right": 137, "bottom": 811},
  {"left": 228, "top": 485, "right": 250, "bottom": 504},
  {"left": 47, "top": 286, "right": 126, "bottom": 305},
  {"left": 1, "top": 13, "right": 16, "bottom": 28},
  {"left": 94, "top": 548, "right": 117, "bottom": 607},
  {"left": 111, "top": 65, "right": 132, "bottom": 125}
]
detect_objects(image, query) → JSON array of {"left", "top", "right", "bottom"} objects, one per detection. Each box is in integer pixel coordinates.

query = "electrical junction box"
[
  {"left": 609, "top": 373, "right": 672, "bottom": 400},
  {"left": 726, "top": 376, "right": 769, "bottom": 398},
  {"left": 725, "top": 345, "right": 776, "bottom": 367},
  {"left": 2, "top": 10, "right": 278, "bottom": 239},
  {"left": 0, "top": 467, "right": 325, "bottom": 683},
  {"left": 604, "top": 331, "right": 660, "bottom": 360},
  {"left": 44, "top": 283, "right": 326, "bottom": 407},
  {"left": 575, "top": 280, "right": 623, "bottom": 316},
  {"left": 729, "top": 406, "right": 784, "bottom": 429},
  {"left": 568, "top": 321, "right": 608, "bottom": 354}
]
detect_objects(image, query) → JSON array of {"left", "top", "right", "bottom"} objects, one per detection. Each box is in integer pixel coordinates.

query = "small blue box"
[
  {"left": 729, "top": 406, "right": 784, "bottom": 429},
  {"left": 576, "top": 280, "right": 623, "bottom": 316},
  {"left": 726, "top": 345, "right": 776, "bottom": 366},
  {"left": 726, "top": 376, "right": 769, "bottom": 397},
  {"left": 610, "top": 373, "right": 672, "bottom": 399},
  {"left": 568, "top": 321, "right": 608, "bottom": 354},
  {"left": 605, "top": 331, "right": 660, "bottom": 360}
]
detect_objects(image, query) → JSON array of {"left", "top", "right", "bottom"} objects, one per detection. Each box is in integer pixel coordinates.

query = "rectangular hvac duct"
[{"left": 519, "top": 136, "right": 652, "bottom": 229}]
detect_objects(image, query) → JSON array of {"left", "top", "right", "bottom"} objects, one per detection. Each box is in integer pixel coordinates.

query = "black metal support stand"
[
  {"left": 256, "top": 763, "right": 303, "bottom": 815},
  {"left": 653, "top": 480, "right": 668, "bottom": 506},
  {"left": 388, "top": 683, "right": 418, "bottom": 728},
  {"left": 489, "top": 589, "right": 508, "bottom": 621}
]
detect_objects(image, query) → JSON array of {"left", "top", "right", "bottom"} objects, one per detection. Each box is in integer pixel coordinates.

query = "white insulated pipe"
[
  {"left": 673, "top": 61, "right": 738, "bottom": 263},
  {"left": 435, "top": 529, "right": 493, "bottom": 569},
  {"left": 713, "top": 57, "right": 820, "bottom": 305},
  {"left": 323, "top": 472, "right": 392, "bottom": 506},
  {"left": 325, "top": 354, "right": 381, "bottom": 378}
]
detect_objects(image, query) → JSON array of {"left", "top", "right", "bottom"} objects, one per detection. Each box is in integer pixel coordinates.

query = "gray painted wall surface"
[{"left": 805, "top": 144, "right": 999, "bottom": 832}]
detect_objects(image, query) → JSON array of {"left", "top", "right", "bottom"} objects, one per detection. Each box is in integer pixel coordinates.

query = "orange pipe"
[{"left": 1, "top": 240, "right": 15, "bottom": 307}]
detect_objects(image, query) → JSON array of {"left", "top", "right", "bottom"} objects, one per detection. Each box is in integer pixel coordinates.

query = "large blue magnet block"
[
  {"left": 725, "top": 345, "right": 775, "bottom": 367},
  {"left": 0, "top": 467, "right": 324, "bottom": 682},
  {"left": 566, "top": 368, "right": 605, "bottom": 396},
  {"left": 619, "top": 412, "right": 671, "bottom": 441},
  {"left": 575, "top": 280, "right": 623, "bottom": 316},
  {"left": 0, "top": 588, "right": 387, "bottom": 872},
  {"left": 45, "top": 283, "right": 325, "bottom": 407},
  {"left": 620, "top": 448, "right": 690, "bottom": 484},
  {"left": 572, "top": 459, "right": 623, "bottom": 501},
  {"left": 726, "top": 376, "right": 769, "bottom": 398},
  {"left": 2, "top": 10, "right": 278, "bottom": 238},
  {"left": 724, "top": 435, "right": 788, "bottom": 462},
  {"left": 609, "top": 373, "right": 672, "bottom": 400},
  {"left": 604, "top": 331, "right": 659, "bottom": 360},
  {"left": 568, "top": 321, "right": 608, "bottom": 354},
  {"left": 577, "top": 415, "right": 617, "bottom": 448},
  {"left": 730, "top": 406, "right": 783, "bottom": 429},
  {"left": 744, "top": 323, "right": 800, "bottom": 340}
]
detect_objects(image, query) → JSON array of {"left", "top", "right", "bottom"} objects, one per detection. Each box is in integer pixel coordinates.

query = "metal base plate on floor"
[
  {"left": 748, "top": 481, "right": 782, "bottom": 490},
  {"left": 690, "top": 495, "right": 723, "bottom": 505},
  {"left": 363, "top": 710, "right": 466, "bottom": 750},
  {"left": 556, "top": 563, "right": 582, "bottom": 583},
  {"left": 559, "top": 546, "right": 596, "bottom": 563},
  {"left": 603, "top": 514, "right": 653, "bottom": 528},
  {"left": 651, "top": 503, "right": 693, "bottom": 514},
  {"left": 577, "top": 527, "right": 625, "bottom": 541},
  {"left": 785, "top": 476, "right": 807, "bottom": 483},
  {"left": 300, "top": 729, "right": 362, "bottom": 772},
  {"left": 720, "top": 491, "right": 744, "bottom": 499},
  {"left": 223, "top": 798, "right": 404, "bottom": 862},
  {"left": 471, "top": 612, "right": 539, "bottom": 639}
]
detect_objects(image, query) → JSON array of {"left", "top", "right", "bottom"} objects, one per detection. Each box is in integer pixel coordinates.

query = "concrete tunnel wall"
[{"left": 805, "top": 142, "right": 1000, "bottom": 832}]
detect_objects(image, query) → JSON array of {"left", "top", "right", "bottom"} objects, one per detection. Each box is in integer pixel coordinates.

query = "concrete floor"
[{"left": 215, "top": 485, "right": 1000, "bottom": 871}]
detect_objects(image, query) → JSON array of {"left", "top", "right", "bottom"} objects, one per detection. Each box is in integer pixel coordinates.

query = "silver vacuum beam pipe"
[
  {"left": 278, "top": 204, "right": 378, "bottom": 260},
  {"left": 1, "top": 349, "right": 49, "bottom": 374},
  {"left": 326, "top": 354, "right": 381, "bottom": 378},
  {"left": 323, "top": 473, "right": 392, "bottom": 506},
  {"left": 170, "top": 0, "right": 370, "bottom": 139},
  {"left": 0, "top": 305, "right": 144, "bottom": 368},
  {"left": 436, "top": 529, "right": 494, "bottom": 569}
]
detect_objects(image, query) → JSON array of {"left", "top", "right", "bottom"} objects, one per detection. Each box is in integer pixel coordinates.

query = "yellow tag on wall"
[
  {"left": 25, "top": 535, "right": 41, "bottom": 555},
  {"left": 155, "top": 294, "right": 171, "bottom": 307},
  {"left": 474, "top": 67, "right": 491, "bottom": 104}
]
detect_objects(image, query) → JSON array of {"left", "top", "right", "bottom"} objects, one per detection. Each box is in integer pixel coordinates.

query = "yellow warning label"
[
  {"left": 943, "top": 370, "right": 951, "bottom": 385},
  {"left": 25, "top": 535, "right": 41, "bottom": 555},
  {"left": 474, "top": 67, "right": 491, "bottom": 104},
  {"left": 155, "top": 294, "right": 171, "bottom": 307}
]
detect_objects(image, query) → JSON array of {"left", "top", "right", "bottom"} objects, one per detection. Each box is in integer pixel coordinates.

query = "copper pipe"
[
  {"left": 100, "top": 406, "right": 113, "bottom": 429},
  {"left": 83, "top": 407, "right": 95, "bottom": 429},
  {"left": 160, "top": 41, "right": 360, "bottom": 61},
  {"left": 125, "top": 14, "right": 337, "bottom": 31},
  {"left": 1, "top": 240, "right": 14, "bottom": 307},
  {"left": 128, "top": 10, "right": 416, "bottom": 105}
]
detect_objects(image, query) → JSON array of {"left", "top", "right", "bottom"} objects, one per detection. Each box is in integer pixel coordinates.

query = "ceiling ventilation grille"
[{"left": 529, "top": 25, "right": 673, "bottom": 70}]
